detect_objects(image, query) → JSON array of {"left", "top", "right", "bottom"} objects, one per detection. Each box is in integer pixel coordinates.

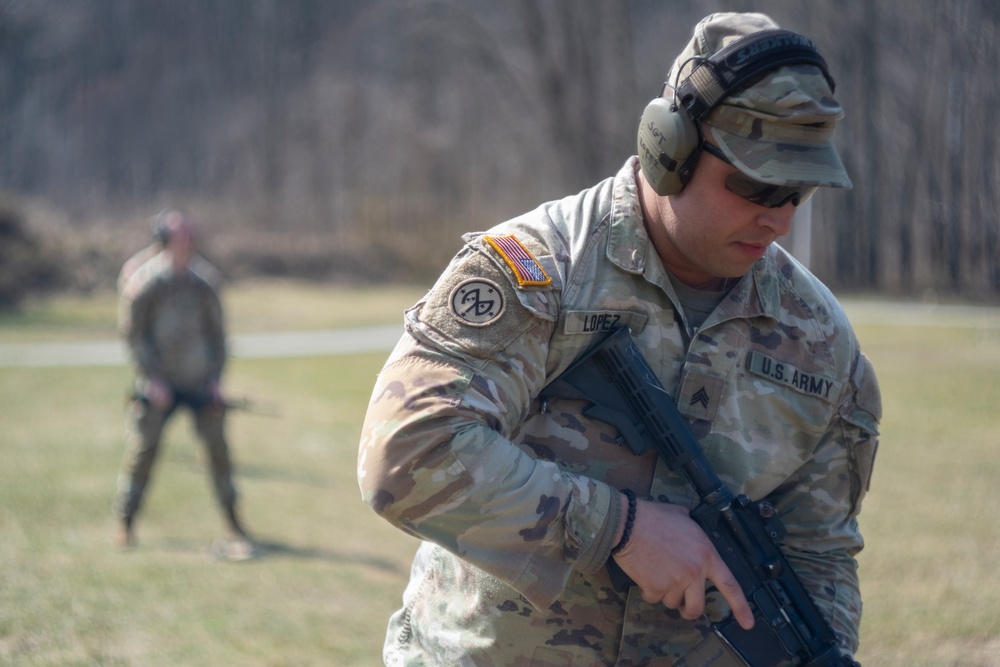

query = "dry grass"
[
  {"left": 0, "top": 279, "right": 428, "bottom": 343},
  {"left": 847, "top": 321, "right": 1000, "bottom": 667},
  {"left": 0, "top": 281, "right": 427, "bottom": 666},
  {"left": 0, "top": 286, "right": 998, "bottom": 665}
]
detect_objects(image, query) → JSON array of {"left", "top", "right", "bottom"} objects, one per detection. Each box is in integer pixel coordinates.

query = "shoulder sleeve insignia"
[
  {"left": 483, "top": 234, "right": 552, "bottom": 287},
  {"left": 450, "top": 278, "right": 505, "bottom": 326}
]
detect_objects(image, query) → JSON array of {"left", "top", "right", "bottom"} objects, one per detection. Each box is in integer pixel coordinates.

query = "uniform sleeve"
[
  {"left": 357, "top": 243, "right": 622, "bottom": 610},
  {"left": 127, "top": 284, "right": 161, "bottom": 380},
  {"left": 117, "top": 248, "right": 157, "bottom": 337},
  {"left": 202, "top": 284, "right": 227, "bottom": 379},
  {"left": 767, "top": 349, "right": 881, "bottom": 652}
]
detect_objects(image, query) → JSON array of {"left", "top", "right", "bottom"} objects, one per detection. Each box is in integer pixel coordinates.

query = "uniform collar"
[
  {"left": 606, "top": 156, "right": 784, "bottom": 324},
  {"left": 753, "top": 245, "right": 795, "bottom": 320},
  {"left": 714, "top": 249, "right": 784, "bottom": 324},
  {"left": 606, "top": 157, "right": 651, "bottom": 275}
]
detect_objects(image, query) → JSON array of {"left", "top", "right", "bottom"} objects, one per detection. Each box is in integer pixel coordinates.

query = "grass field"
[{"left": 1, "top": 281, "right": 998, "bottom": 666}]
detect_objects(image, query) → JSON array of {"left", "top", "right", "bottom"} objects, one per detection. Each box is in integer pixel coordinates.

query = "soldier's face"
[
  {"left": 655, "top": 150, "right": 796, "bottom": 287},
  {"left": 168, "top": 220, "right": 196, "bottom": 269}
]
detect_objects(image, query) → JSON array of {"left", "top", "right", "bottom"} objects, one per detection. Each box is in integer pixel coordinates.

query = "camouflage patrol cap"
[{"left": 670, "top": 12, "right": 852, "bottom": 189}]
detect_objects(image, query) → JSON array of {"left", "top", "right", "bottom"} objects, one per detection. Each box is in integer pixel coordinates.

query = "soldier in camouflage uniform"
[
  {"left": 113, "top": 211, "right": 252, "bottom": 557},
  {"left": 117, "top": 208, "right": 222, "bottom": 338},
  {"left": 359, "top": 12, "right": 880, "bottom": 666}
]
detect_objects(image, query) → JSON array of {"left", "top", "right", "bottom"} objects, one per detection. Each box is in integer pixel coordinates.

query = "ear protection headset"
[
  {"left": 637, "top": 29, "right": 835, "bottom": 196},
  {"left": 152, "top": 209, "right": 174, "bottom": 245}
]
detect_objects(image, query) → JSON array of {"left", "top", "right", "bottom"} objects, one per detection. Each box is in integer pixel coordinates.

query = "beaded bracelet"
[{"left": 611, "top": 488, "right": 637, "bottom": 556}]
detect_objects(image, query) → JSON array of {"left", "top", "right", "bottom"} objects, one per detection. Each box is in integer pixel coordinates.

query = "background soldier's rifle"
[{"left": 127, "top": 390, "right": 280, "bottom": 417}]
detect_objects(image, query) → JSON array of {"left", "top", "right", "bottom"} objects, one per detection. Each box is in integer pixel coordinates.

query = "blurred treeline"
[{"left": 0, "top": 0, "right": 997, "bottom": 306}]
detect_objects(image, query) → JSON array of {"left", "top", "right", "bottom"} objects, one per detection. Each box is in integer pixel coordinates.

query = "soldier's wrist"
[{"left": 611, "top": 489, "right": 637, "bottom": 556}]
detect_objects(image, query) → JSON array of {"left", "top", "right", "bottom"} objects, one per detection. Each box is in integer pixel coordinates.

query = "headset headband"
[{"left": 676, "top": 28, "right": 834, "bottom": 121}]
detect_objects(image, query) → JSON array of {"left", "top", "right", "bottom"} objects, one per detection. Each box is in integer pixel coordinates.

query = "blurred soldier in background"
[
  {"left": 117, "top": 208, "right": 222, "bottom": 337},
  {"left": 113, "top": 210, "right": 252, "bottom": 559}
]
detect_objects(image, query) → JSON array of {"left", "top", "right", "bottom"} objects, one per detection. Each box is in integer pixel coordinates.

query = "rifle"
[
  {"left": 127, "top": 390, "right": 279, "bottom": 417},
  {"left": 539, "top": 327, "right": 859, "bottom": 667},
  {"left": 221, "top": 396, "right": 281, "bottom": 417}
]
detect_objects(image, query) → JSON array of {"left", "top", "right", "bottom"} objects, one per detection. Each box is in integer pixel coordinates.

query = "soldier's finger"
[
  {"left": 710, "top": 563, "right": 754, "bottom": 630},
  {"left": 679, "top": 582, "right": 706, "bottom": 621},
  {"left": 639, "top": 586, "right": 662, "bottom": 605},
  {"left": 661, "top": 588, "right": 685, "bottom": 611}
]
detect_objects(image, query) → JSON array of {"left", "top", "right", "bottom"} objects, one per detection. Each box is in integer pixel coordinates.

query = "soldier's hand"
[
  {"left": 207, "top": 379, "right": 224, "bottom": 408},
  {"left": 145, "top": 377, "right": 173, "bottom": 410},
  {"left": 612, "top": 497, "right": 754, "bottom": 630}
]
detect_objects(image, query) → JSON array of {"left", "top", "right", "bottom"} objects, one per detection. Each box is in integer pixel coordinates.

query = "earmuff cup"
[{"left": 637, "top": 97, "right": 701, "bottom": 196}]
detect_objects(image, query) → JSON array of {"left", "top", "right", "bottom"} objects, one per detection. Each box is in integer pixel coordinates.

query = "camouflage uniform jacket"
[
  {"left": 359, "top": 157, "right": 881, "bottom": 666},
  {"left": 127, "top": 254, "right": 227, "bottom": 395},
  {"left": 118, "top": 248, "right": 222, "bottom": 336}
]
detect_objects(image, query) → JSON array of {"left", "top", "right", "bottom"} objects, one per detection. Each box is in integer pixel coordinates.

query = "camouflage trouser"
[{"left": 113, "top": 394, "right": 238, "bottom": 521}]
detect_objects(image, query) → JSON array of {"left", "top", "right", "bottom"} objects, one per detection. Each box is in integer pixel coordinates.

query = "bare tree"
[{"left": 0, "top": 0, "right": 997, "bottom": 297}]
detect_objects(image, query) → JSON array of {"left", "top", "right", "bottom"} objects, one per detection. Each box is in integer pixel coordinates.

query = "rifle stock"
[{"left": 539, "top": 327, "right": 858, "bottom": 667}]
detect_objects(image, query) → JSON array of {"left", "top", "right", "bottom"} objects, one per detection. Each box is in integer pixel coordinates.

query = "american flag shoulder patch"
[{"left": 483, "top": 234, "right": 552, "bottom": 287}]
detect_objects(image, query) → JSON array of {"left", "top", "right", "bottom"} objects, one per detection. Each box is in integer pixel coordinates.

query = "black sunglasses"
[{"left": 702, "top": 143, "right": 816, "bottom": 209}]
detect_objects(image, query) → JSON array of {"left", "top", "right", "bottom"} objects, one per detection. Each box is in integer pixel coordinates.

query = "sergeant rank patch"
[
  {"left": 483, "top": 234, "right": 552, "bottom": 287},
  {"left": 450, "top": 278, "right": 505, "bottom": 326}
]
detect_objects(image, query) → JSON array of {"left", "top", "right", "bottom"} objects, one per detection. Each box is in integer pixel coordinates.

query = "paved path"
[
  {"left": 1, "top": 300, "right": 997, "bottom": 369},
  {"left": 0, "top": 324, "right": 404, "bottom": 368}
]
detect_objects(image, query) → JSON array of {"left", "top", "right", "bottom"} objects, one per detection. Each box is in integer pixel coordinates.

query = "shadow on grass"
[
  {"left": 143, "top": 535, "right": 407, "bottom": 575},
  {"left": 250, "top": 538, "right": 406, "bottom": 575},
  {"left": 235, "top": 462, "right": 331, "bottom": 488},
  {"left": 164, "top": 449, "right": 332, "bottom": 489}
]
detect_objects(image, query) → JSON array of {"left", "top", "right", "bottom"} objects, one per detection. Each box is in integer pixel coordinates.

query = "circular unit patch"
[{"left": 450, "top": 278, "right": 505, "bottom": 327}]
